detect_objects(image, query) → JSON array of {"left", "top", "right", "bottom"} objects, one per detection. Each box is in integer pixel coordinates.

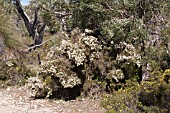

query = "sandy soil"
[{"left": 0, "top": 86, "right": 106, "bottom": 113}]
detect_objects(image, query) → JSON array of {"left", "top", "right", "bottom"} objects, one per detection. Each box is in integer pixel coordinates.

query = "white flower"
[
  {"left": 6, "top": 61, "right": 14, "bottom": 67},
  {"left": 108, "top": 69, "right": 124, "bottom": 82}
]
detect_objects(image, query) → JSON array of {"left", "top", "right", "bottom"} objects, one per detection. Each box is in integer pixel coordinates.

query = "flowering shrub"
[
  {"left": 27, "top": 76, "right": 51, "bottom": 98},
  {"left": 107, "top": 69, "right": 124, "bottom": 82},
  {"left": 27, "top": 53, "right": 82, "bottom": 98},
  {"left": 115, "top": 42, "right": 141, "bottom": 67},
  {"left": 0, "top": 54, "right": 33, "bottom": 86},
  {"left": 59, "top": 31, "right": 102, "bottom": 66},
  {"left": 60, "top": 40, "right": 86, "bottom": 66},
  {"left": 26, "top": 29, "right": 106, "bottom": 98},
  {"left": 39, "top": 58, "right": 81, "bottom": 88}
]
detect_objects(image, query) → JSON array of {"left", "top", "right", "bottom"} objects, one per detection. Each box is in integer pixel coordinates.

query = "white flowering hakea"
[
  {"left": 59, "top": 29, "right": 102, "bottom": 66},
  {"left": 27, "top": 55, "right": 82, "bottom": 98},
  {"left": 107, "top": 69, "right": 125, "bottom": 82},
  {"left": 60, "top": 40, "right": 86, "bottom": 66},
  {"left": 39, "top": 58, "right": 82, "bottom": 89},
  {"left": 116, "top": 42, "right": 141, "bottom": 67},
  {"left": 82, "top": 35, "right": 102, "bottom": 50},
  {"left": 27, "top": 29, "right": 103, "bottom": 98},
  {"left": 27, "top": 76, "right": 51, "bottom": 98}
]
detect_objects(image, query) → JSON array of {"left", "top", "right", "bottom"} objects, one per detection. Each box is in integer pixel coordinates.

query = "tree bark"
[{"left": 13, "top": 0, "right": 33, "bottom": 37}]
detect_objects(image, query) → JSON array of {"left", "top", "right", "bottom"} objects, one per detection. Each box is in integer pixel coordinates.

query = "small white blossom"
[
  {"left": 116, "top": 42, "right": 141, "bottom": 67},
  {"left": 6, "top": 61, "right": 14, "bottom": 67},
  {"left": 108, "top": 69, "right": 124, "bottom": 82}
]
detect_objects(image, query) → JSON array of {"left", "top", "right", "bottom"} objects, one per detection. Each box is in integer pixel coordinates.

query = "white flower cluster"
[
  {"left": 46, "top": 50, "right": 55, "bottom": 59},
  {"left": 116, "top": 42, "right": 141, "bottom": 67},
  {"left": 6, "top": 61, "right": 14, "bottom": 67},
  {"left": 27, "top": 76, "right": 51, "bottom": 98},
  {"left": 90, "top": 51, "right": 100, "bottom": 61},
  {"left": 108, "top": 69, "right": 124, "bottom": 82},
  {"left": 67, "top": 45, "right": 86, "bottom": 66},
  {"left": 38, "top": 60, "right": 57, "bottom": 75},
  {"left": 38, "top": 59, "right": 81, "bottom": 88},
  {"left": 60, "top": 40, "right": 86, "bottom": 66},
  {"left": 82, "top": 36, "right": 102, "bottom": 50},
  {"left": 113, "top": 18, "right": 131, "bottom": 26},
  {"left": 4, "top": 53, "right": 16, "bottom": 67},
  {"left": 56, "top": 72, "right": 81, "bottom": 88},
  {"left": 59, "top": 34, "right": 102, "bottom": 66}
]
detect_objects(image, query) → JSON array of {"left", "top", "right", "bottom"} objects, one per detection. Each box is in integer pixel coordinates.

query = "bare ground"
[{"left": 0, "top": 86, "right": 106, "bottom": 113}]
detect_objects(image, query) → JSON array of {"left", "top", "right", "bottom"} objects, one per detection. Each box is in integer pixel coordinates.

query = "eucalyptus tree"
[{"left": 11, "top": 0, "right": 46, "bottom": 49}]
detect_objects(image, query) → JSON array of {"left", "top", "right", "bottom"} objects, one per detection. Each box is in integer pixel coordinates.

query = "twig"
[
  {"left": 103, "top": 2, "right": 127, "bottom": 15},
  {"left": 105, "top": 2, "right": 114, "bottom": 11},
  {"left": 54, "top": 11, "right": 71, "bottom": 18}
]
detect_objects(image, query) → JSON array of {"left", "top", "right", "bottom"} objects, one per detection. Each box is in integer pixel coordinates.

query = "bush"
[
  {"left": 102, "top": 70, "right": 170, "bottom": 113},
  {"left": 0, "top": 53, "right": 34, "bottom": 86},
  {"left": 27, "top": 50, "right": 82, "bottom": 99},
  {"left": 139, "top": 82, "right": 170, "bottom": 112},
  {"left": 102, "top": 86, "right": 140, "bottom": 113},
  {"left": 26, "top": 29, "right": 109, "bottom": 99}
]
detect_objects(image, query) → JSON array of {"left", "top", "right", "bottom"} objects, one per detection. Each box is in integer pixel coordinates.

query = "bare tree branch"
[
  {"left": 26, "top": 37, "right": 56, "bottom": 51},
  {"left": 54, "top": 11, "right": 71, "bottom": 18},
  {"left": 32, "top": 7, "right": 39, "bottom": 38}
]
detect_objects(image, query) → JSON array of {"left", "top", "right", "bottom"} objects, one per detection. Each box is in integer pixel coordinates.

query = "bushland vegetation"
[{"left": 0, "top": 0, "right": 170, "bottom": 112}]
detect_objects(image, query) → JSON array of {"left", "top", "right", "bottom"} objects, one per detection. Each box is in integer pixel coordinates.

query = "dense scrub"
[
  {"left": 0, "top": 55, "right": 33, "bottom": 86},
  {"left": 102, "top": 70, "right": 170, "bottom": 112},
  {"left": 0, "top": 0, "right": 170, "bottom": 112}
]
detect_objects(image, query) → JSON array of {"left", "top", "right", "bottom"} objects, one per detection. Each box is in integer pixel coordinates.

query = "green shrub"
[
  {"left": 0, "top": 56, "right": 34, "bottom": 86},
  {"left": 102, "top": 70, "right": 170, "bottom": 113},
  {"left": 139, "top": 82, "right": 170, "bottom": 112}
]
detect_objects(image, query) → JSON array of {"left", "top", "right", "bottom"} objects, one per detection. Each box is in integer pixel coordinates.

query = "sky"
[{"left": 21, "top": 0, "right": 30, "bottom": 5}]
